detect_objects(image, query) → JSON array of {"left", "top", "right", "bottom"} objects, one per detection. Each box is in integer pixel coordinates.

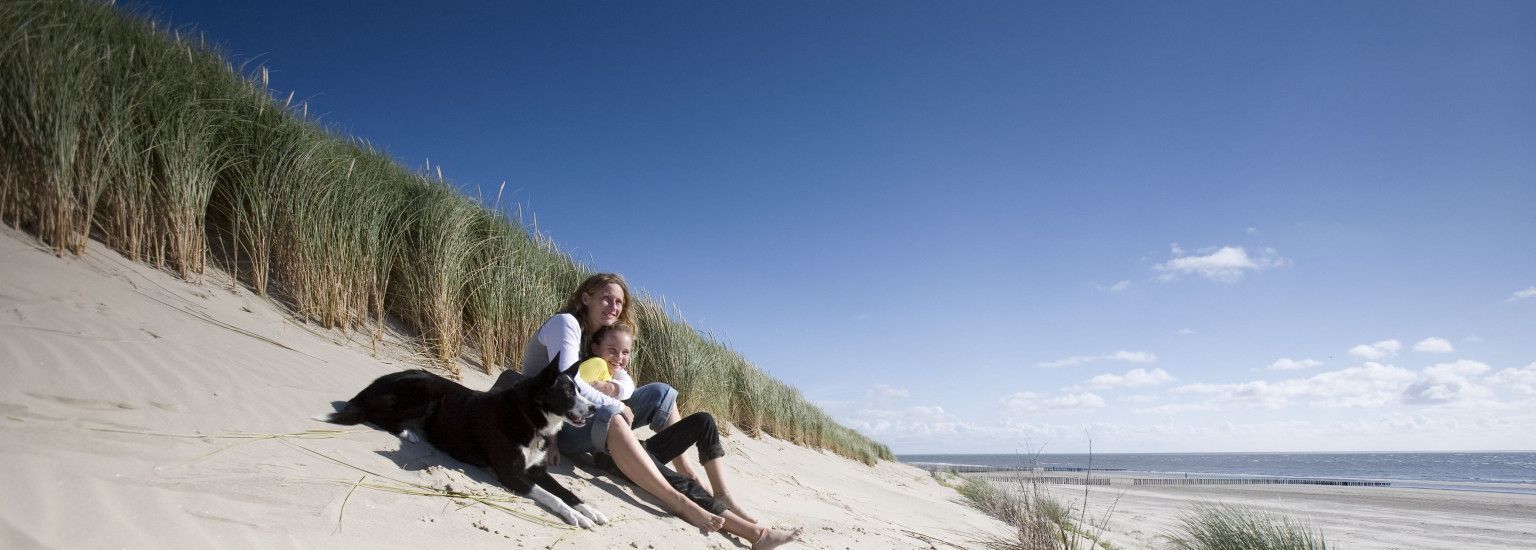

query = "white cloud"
[
  {"left": 1423, "top": 360, "right": 1490, "bottom": 378},
  {"left": 1269, "top": 358, "right": 1324, "bottom": 371},
  {"left": 1109, "top": 280, "right": 1131, "bottom": 292},
  {"left": 1135, "top": 402, "right": 1220, "bottom": 415},
  {"left": 1246, "top": 227, "right": 1258, "bottom": 234},
  {"left": 1487, "top": 363, "right": 1536, "bottom": 395},
  {"left": 1171, "top": 360, "right": 1502, "bottom": 411},
  {"left": 1109, "top": 351, "right": 1156, "bottom": 363},
  {"left": 1002, "top": 391, "right": 1105, "bottom": 415},
  {"left": 1508, "top": 287, "right": 1536, "bottom": 302},
  {"left": 1348, "top": 339, "right": 1402, "bottom": 360},
  {"left": 1154, "top": 245, "right": 1289, "bottom": 283},
  {"left": 1038, "top": 356, "right": 1095, "bottom": 369},
  {"left": 1412, "top": 337, "right": 1455, "bottom": 354},
  {"left": 1176, "top": 328, "right": 1197, "bottom": 336},
  {"left": 1039, "top": 350, "right": 1156, "bottom": 369},
  {"left": 859, "top": 384, "right": 913, "bottom": 410},
  {"left": 1174, "top": 362, "right": 1419, "bottom": 409},
  {"left": 1083, "top": 368, "right": 1176, "bottom": 390},
  {"left": 1403, "top": 360, "right": 1493, "bottom": 405}
]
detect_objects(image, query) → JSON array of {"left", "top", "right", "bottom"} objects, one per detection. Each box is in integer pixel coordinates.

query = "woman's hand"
[
  {"left": 594, "top": 380, "right": 620, "bottom": 398},
  {"left": 619, "top": 405, "right": 635, "bottom": 425}
]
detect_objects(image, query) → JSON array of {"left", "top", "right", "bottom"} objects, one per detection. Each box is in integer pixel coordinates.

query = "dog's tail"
[{"left": 315, "top": 404, "right": 365, "bottom": 425}]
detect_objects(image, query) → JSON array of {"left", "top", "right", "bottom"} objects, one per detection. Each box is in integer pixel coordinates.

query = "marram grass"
[
  {"left": 1165, "top": 502, "right": 1329, "bottom": 550},
  {"left": 0, "top": 0, "right": 891, "bottom": 464}
]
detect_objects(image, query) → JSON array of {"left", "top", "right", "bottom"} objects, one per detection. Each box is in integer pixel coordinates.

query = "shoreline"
[
  {"left": 967, "top": 470, "right": 1536, "bottom": 549},
  {"left": 953, "top": 467, "right": 1536, "bottom": 496},
  {"left": 901, "top": 454, "right": 1536, "bottom": 489}
]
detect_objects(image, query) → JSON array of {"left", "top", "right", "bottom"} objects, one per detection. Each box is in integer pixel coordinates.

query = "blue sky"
[{"left": 135, "top": 1, "right": 1535, "bottom": 453}]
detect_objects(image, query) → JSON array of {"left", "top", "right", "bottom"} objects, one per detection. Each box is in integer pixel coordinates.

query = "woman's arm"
[{"left": 536, "top": 314, "right": 623, "bottom": 409}]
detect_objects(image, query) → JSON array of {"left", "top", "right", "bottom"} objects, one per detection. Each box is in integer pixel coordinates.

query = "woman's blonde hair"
[{"left": 562, "top": 273, "right": 638, "bottom": 335}]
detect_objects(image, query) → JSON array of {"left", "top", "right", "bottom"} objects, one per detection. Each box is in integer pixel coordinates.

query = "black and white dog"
[{"left": 321, "top": 357, "right": 607, "bottom": 528}]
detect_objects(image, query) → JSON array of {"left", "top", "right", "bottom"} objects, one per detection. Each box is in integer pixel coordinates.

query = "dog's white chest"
[{"left": 523, "top": 437, "right": 548, "bottom": 468}]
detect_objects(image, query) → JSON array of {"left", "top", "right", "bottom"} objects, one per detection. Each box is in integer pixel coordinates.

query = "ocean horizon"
[{"left": 898, "top": 451, "right": 1536, "bottom": 486}]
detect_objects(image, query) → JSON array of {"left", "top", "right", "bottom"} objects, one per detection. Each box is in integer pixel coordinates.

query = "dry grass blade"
[
  {"left": 287, "top": 441, "right": 575, "bottom": 530},
  {"left": 84, "top": 426, "right": 362, "bottom": 440}
]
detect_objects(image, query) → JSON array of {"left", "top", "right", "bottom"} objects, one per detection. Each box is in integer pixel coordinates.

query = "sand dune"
[{"left": 0, "top": 227, "right": 1008, "bottom": 549}]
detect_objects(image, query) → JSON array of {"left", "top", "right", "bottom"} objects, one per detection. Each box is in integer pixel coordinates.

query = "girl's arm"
[{"left": 609, "top": 367, "right": 636, "bottom": 401}]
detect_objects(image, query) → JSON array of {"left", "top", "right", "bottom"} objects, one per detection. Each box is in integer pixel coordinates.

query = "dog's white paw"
[
  {"left": 574, "top": 503, "right": 608, "bottom": 525},
  {"left": 555, "top": 503, "right": 594, "bottom": 529},
  {"left": 398, "top": 428, "right": 422, "bottom": 443}
]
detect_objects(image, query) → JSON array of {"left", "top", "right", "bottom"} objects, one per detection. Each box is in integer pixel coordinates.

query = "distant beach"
[
  {"left": 910, "top": 452, "right": 1536, "bottom": 549},
  {"left": 901, "top": 451, "right": 1536, "bottom": 486}
]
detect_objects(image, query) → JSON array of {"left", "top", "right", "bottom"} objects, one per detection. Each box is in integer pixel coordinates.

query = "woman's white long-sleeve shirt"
[{"left": 519, "top": 313, "right": 635, "bottom": 409}]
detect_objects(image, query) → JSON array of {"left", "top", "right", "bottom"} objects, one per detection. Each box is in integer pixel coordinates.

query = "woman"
[{"left": 511, "top": 273, "right": 724, "bottom": 532}]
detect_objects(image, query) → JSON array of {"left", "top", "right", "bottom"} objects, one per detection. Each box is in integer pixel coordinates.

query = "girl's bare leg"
[
  {"left": 721, "top": 511, "right": 800, "bottom": 550},
  {"left": 607, "top": 421, "right": 724, "bottom": 532},
  {"left": 704, "top": 458, "right": 757, "bottom": 523}
]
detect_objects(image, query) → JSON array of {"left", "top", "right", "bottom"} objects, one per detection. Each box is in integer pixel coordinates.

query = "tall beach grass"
[
  {"left": 1165, "top": 503, "right": 1329, "bottom": 550},
  {"left": 0, "top": 0, "right": 890, "bottom": 464},
  {"left": 937, "top": 469, "right": 1112, "bottom": 550}
]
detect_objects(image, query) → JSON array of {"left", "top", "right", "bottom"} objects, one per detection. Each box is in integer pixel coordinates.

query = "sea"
[{"left": 899, "top": 452, "right": 1536, "bottom": 494}]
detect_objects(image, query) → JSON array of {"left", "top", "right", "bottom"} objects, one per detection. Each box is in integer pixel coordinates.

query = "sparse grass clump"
[
  {"left": 933, "top": 466, "right": 1114, "bottom": 550},
  {"left": 1, "top": 0, "right": 892, "bottom": 464},
  {"left": 1166, "top": 503, "right": 1328, "bottom": 550}
]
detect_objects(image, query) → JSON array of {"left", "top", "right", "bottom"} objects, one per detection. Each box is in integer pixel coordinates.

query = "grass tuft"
[{"left": 1165, "top": 502, "right": 1329, "bottom": 550}]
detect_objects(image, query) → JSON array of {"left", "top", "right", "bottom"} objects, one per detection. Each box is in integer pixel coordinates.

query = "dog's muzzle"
[{"left": 564, "top": 395, "right": 596, "bottom": 427}]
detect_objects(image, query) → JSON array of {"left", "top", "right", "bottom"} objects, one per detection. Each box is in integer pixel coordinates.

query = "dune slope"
[{"left": 0, "top": 228, "right": 1007, "bottom": 549}]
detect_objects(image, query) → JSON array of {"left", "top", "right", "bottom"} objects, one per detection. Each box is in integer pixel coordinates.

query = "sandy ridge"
[{"left": 0, "top": 227, "right": 1009, "bottom": 549}]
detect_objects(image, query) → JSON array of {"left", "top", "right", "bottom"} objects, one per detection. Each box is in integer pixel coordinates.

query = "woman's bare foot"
[
  {"left": 674, "top": 494, "right": 725, "bottom": 533},
  {"left": 717, "top": 492, "right": 759, "bottom": 524},
  {"left": 752, "top": 526, "right": 801, "bottom": 550}
]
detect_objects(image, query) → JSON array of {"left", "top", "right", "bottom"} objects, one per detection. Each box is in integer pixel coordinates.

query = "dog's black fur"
[{"left": 322, "top": 357, "right": 602, "bottom": 526}]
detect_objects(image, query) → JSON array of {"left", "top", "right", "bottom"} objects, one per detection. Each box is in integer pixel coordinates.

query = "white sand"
[
  {"left": 0, "top": 227, "right": 1008, "bottom": 549},
  {"left": 971, "top": 471, "right": 1536, "bottom": 549}
]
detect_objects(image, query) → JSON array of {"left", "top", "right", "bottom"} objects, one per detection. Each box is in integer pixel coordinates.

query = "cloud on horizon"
[
  {"left": 1488, "top": 363, "right": 1536, "bottom": 395},
  {"left": 1003, "top": 391, "right": 1106, "bottom": 415},
  {"left": 1402, "top": 360, "right": 1493, "bottom": 405},
  {"left": 1509, "top": 287, "right": 1536, "bottom": 302}
]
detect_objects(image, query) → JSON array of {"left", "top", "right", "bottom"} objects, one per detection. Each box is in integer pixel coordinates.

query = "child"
[
  {"left": 581, "top": 325, "right": 800, "bottom": 549},
  {"left": 576, "top": 324, "right": 636, "bottom": 399}
]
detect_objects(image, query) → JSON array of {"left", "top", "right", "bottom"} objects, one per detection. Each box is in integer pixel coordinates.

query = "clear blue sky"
[{"left": 134, "top": 1, "right": 1535, "bottom": 453}]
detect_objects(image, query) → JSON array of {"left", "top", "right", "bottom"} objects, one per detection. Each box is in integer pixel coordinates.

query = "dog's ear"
[
  {"left": 561, "top": 362, "right": 580, "bottom": 379},
  {"left": 537, "top": 354, "right": 564, "bottom": 381}
]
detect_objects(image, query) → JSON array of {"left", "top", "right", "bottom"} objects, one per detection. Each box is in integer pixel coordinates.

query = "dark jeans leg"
[
  {"left": 643, "top": 412, "right": 725, "bottom": 464},
  {"left": 651, "top": 455, "right": 725, "bottom": 514}
]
